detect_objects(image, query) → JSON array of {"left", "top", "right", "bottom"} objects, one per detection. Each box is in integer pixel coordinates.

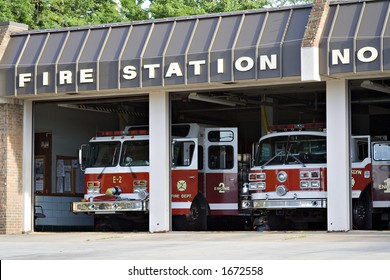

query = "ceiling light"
[
  {"left": 188, "top": 92, "right": 245, "bottom": 107},
  {"left": 361, "top": 80, "right": 390, "bottom": 94},
  {"left": 57, "top": 104, "right": 111, "bottom": 113}
]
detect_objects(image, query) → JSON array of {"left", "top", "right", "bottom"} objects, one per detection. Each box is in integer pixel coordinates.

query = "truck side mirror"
[
  {"left": 251, "top": 142, "right": 259, "bottom": 167},
  {"left": 79, "top": 144, "right": 88, "bottom": 171}
]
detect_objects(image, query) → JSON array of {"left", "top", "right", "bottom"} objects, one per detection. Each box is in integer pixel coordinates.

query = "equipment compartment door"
[
  {"left": 372, "top": 142, "right": 390, "bottom": 207},
  {"left": 171, "top": 138, "right": 198, "bottom": 215},
  {"left": 205, "top": 128, "right": 238, "bottom": 215}
]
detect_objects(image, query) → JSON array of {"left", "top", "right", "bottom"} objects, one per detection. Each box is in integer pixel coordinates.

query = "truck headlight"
[
  {"left": 137, "top": 190, "right": 149, "bottom": 200},
  {"left": 87, "top": 186, "right": 100, "bottom": 194},
  {"left": 249, "top": 182, "right": 266, "bottom": 190},
  {"left": 276, "top": 185, "right": 288, "bottom": 196},
  {"left": 87, "top": 181, "right": 100, "bottom": 194},
  {"left": 310, "top": 180, "right": 321, "bottom": 188},
  {"left": 277, "top": 171, "right": 287, "bottom": 183},
  {"left": 300, "top": 181, "right": 310, "bottom": 188}
]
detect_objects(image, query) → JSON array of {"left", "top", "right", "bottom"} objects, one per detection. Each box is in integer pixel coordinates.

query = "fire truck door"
[
  {"left": 372, "top": 142, "right": 390, "bottom": 206},
  {"left": 171, "top": 138, "right": 198, "bottom": 215},
  {"left": 204, "top": 128, "right": 238, "bottom": 215}
]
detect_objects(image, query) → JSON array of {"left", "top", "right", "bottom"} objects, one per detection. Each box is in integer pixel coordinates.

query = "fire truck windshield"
[
  {"left": 120, "top": 140, "right": 149, "bottom": 166},
  {"left": 254, "top": 135, "right": 326, "bottom": 167},
  {"left": 87, "top": 141, "right": 121, "bottom": 168}
]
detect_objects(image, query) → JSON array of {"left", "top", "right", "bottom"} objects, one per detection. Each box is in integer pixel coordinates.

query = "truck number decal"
[{"left": 113, "top": 176, "right": 123, "bottom": 184}]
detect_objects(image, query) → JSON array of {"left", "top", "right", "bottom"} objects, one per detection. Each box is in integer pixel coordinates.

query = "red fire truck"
[
  {"left": 72, "top": 123, "right": 249, "bottom": 231},
  {"left": 241, "top": 123, "right": 390, "bottom": 230}
]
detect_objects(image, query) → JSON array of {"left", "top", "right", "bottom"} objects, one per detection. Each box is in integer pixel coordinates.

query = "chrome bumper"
[
  {"left": 242, "top": 199, "right": 326, "bottom": 209},
  {"left": 72, "top": 200, "right": 148, "bottom": 214}
]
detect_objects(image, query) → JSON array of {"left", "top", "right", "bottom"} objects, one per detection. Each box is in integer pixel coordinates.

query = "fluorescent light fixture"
[
  {"left": 57, "top": 104, "right": 111, "bottom": 113},
  {"left": 188, "top": 92, "right": 245, "bottom": 107},
  {"left": 361, "top": 80, "right": 390, "bottom": 94}
]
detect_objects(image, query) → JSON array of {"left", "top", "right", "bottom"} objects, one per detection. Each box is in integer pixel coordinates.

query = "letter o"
[
  {"left": 235, "top": 57, "right": 254, "bottom": 72},
  {"left": 357, "top": 47, "right": 378, "bottom": 63}
]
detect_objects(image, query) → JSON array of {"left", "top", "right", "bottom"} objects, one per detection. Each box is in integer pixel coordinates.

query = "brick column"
[
  {"left": 0, "top": 22, "right": 28, "bottom": 234},
  {"left": 301, "top": 0, "right": 330, "bottom": 81},
  {"left": 0, "top": 100, "right": 24, "bottom": 234}
]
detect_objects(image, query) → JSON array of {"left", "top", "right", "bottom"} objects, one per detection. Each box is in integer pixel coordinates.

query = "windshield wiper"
[
  {"left": 284, "top": 143, "right": 306, "bottom": 167},
  {"left": 122, "top": 146, "right": 137, "bottom": 179},
  {"left": 98, "top": 146, "right": 117, "bottom": 179},
  {"left": 261, "top": 148, "right": 285, "bottom": 169}
]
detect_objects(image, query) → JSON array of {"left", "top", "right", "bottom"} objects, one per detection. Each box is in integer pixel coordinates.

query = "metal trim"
[
  {"left": 117, "top": 26, "right": 133, "bottom": 90},
  {"left": 255, "top": 11, "right": 269, "bottom": 79},
  {"left": 353, "top": 1, "right": 365, "bottom": 73},
  {"left": 34, "top": 33, "right": 50, "bottom": 95},
  {"left": 327, "top": 4, "right": 340, "bottom": 76},
  {"left": 96, "top": 27, "right": 112, "bottom": 91},
  {"left": 380, "top": 2, "right": 390, "bottom": 72},
  {"left": 184, "top": 18, "right": 199, "bottom": 85},
  {"left": 279, "top": 9, "right": 294, "bottom": 78},
  {"left": 208, "top": 16, "right": 222, "bottom": 84},
  {"left": 161, "top": 21, "right": 176, "bottom": 87},
  {"left": 54, "top": 31, "right": 71, "bottom": 94},
  {"left": 231, "top": 14, "right": 246, "bottom": 82},
  {"left": 74, "top": 29, "right": 91, "bottom": 93},
  {"left": 139, "top": 23, "right": 155, "bottom": 88},
  {"left": 14, "top": 34, "right": 30, "bottom": 96}
]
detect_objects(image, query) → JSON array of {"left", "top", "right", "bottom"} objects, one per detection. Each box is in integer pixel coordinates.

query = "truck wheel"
[
  {"left": 173, "top": 196, "right": 208, "bottom": 231},
  {"left": 187, "top": 198, "right": 207, "bottom": 230},
  {"left": 353, "top": 190, "right": 372, "bottom": 230}
]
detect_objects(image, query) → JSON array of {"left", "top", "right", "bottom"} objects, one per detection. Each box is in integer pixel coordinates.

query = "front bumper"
[
  {"left": 242, "top": 199, "right": 326, "bottom": 209},
  {"left": 72, "top": 200, "right": 149, "bottom": 214}
]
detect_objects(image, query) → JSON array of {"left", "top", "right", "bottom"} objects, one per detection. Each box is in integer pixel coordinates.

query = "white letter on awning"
[
  {"left": 357, "top": 47, "right": 378, "bottom": 63},
  {"left": 122, "top": 65, "right": 137, "bottom": 80},
  {"left": 80, "top": 69, "right": 94, "bottom": 83},
  {"left": 59, "top": 70, "right": 73, "bottom": 85},
  {"left": 188, "top": 60, "right": 206, "bottom": 76},
  {"left": 165, "top": 62, "right": 183, "bottom": 77},
  {"left": 18, "top": 73, "right": 32, "bottom": 88},
  {"left": 42, "top": 72, "right": 49, "bottom": 86},
  {"left": 217, "top": 59, "right": 224, "bottom": 74},
  {"left": 235, "top": 56, "right": 254, "bottom": 72},
  {"left": 260, "top": 54, "right": 277, "bottom": 70},
  {"left": 332, "top": 49, "right": 350, "bottom": 65},
  {"left": 144, "top": 64, "right": 160, "bottom": 79}
]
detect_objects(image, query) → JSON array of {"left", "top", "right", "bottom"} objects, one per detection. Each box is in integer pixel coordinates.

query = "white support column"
[
  {"left": 149, "top": 91, "right": 171, "bottom": 233},
  {"left": 23, "top": 100, "right": 33, "bottom": 232},
  {"left": 326, "top": 79, "right": 351, "bottom": 231}
]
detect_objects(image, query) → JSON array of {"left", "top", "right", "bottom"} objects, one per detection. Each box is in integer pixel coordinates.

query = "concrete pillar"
[
  {"left": 149, "top": 91, "right": 171, "bottom": 232},
  {"left": 326, "top": 79, "right": 351, "bottom": 231},
  {"left": 23, "top": 100, "right": 33, "bottom": 232}
]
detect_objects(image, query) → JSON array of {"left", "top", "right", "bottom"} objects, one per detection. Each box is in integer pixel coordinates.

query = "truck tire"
[
  {"left": 173, "top": 194, "right": 208, "bottom": 231},
  {"left": 353, "top": 189, "right": 372, "bottom": 230}
]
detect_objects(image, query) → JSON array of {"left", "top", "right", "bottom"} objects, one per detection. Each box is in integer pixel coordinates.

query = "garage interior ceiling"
[{"left": 53, "top": 78, "right": 390, "bottom": 126}]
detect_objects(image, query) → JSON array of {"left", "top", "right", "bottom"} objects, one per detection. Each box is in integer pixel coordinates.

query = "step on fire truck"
[
  {"left": 241, "top": 123, "right": 390, "bottom": 230},
  {"left": 72, "top": 123, "right": 250, "bottom": 231}
]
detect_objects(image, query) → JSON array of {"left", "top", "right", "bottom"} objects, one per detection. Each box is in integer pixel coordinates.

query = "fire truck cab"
[
  {"left": 242, "top": 123, "right": 390, "bottom": 230},
  {"left": 72, "top": 123, "right": 244, "bottom": 231}
]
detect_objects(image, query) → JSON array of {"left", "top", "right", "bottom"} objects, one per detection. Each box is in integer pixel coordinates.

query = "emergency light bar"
[
  {"left": 268, "top": 122, "right": 325, "bottom": 132},
  {"left": 95, "top": 129, "right": 149, "bottom": 137}
]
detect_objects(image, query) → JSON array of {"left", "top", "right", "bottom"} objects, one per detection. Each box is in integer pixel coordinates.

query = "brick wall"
[
  {"left": 0, "top": 22, "right": 28, "bottom": 234},
  {"left": 302, "top": 0, "right": 330, "bottom": 48},
  {"left": 0, "top": 101, "right": 24, "bottom": 234}
]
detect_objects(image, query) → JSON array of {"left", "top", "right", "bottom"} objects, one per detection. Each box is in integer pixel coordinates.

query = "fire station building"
[{"left": 1, "top": 0, "right": 390, "bottom": 233}]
